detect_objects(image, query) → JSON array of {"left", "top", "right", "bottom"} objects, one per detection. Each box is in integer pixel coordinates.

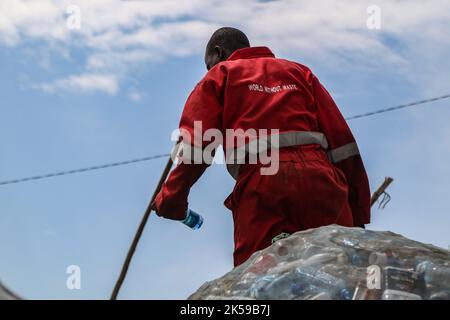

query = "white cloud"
[
  {"left": 1, "top": 0, "right": 449, "bottom": 95},
  {"left": 0, "top": 0, "right": 67, "bottom": 45},
  {"left": 128, "top": 89, "right": 142, "bottom": 102},
  {"left": 38, "top": 73, "right": 118, "bottom": 95}
]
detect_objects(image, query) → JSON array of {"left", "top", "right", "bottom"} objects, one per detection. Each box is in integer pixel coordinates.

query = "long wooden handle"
[
  {"left": 370, "top": 177, "right": 394, "bottom": 207},
  {"left": 110, "top": 142, "right": 180, "bottom": 300}
]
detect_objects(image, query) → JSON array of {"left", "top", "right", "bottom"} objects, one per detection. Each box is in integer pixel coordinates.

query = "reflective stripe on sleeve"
[{"left": 328, "top": 142, "right": 360, "bottom": 163}]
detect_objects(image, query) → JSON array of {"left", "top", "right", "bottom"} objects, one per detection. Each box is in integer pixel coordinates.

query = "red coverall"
[{"left": 155, "top": 47, "right": 371, "bottom": 266}]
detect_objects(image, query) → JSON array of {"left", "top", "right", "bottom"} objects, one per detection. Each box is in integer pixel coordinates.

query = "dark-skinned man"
[{"left": 153, "top": 27, "right": 371, "bottom": 267}]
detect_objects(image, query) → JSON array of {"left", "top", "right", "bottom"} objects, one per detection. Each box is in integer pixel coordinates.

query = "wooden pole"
[{"left": 110, "top": 142, "right": 180, "bottom": 300}]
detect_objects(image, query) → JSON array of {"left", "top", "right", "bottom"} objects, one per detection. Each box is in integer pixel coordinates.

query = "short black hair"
[{"left": 206, "top": 27, "right": 250, "bottom": 55}]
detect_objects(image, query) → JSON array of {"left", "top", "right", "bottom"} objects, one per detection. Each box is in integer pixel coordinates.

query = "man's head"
[{"left": 204, "top": 27, "right": 250, "bottom": 71}]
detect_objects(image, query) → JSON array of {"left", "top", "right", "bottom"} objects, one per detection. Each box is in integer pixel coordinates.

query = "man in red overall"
[{"left": 153, "top": 27, "right": 371, "bottom": 266}]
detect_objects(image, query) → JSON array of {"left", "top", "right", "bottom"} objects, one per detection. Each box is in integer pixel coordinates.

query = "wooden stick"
[
  {"left": 370, "top": 177, "right": 394, "bottom": 207},
  {"left": 110, "top": 142, "right": 180, "bottom": 300}
]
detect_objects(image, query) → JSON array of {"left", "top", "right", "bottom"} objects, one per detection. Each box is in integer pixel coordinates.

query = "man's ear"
[{"left": 214, "top": 45, "right": 226, "bottom": 61}]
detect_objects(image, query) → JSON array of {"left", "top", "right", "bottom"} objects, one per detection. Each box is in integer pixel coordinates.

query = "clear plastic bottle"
[
  {"left": 294, "top": 265, "right": 349, "bottom": 299},
  {"left": 181, "top": 208, "right": 204, "bottom": 230},
  {"left": 415, "top": 261, "right": 450, "bottom": 288},
  {"left": 384, "top": 266, "right": 420, "bottom": 293}
]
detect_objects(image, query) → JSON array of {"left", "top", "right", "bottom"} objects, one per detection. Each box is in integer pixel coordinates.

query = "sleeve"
[
  {"left": 311, "top": 73, "right": 371, "bottom": 226},
  {"left": 154, "top": 68, "right": 225, "bottom": 220}
]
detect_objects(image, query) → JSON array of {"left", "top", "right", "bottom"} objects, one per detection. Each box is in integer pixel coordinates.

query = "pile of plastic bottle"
[{"left": 189, "top": 225, "right": 450, "bottom": 300}]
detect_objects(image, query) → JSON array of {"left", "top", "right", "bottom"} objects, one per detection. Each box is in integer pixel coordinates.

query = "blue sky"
[{"left": 1, "top": 0, "right": 450, "bottom": 299}]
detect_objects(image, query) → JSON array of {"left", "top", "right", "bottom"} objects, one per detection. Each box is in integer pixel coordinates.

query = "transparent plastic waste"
[{"left": 188, "top": 225, "right": 450, "bottom": 300}]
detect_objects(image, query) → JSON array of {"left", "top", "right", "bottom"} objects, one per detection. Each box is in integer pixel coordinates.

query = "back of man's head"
[{"left": 204, "top": 27, "right": 250, "bottom": 70}]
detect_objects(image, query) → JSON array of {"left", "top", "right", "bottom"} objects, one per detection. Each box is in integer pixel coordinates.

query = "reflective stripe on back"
[{"left": 225, "top": 131, "right": 328, "bottom": 179}]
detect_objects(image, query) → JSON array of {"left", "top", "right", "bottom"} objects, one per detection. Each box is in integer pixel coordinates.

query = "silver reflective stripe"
[
  {"left": 229, "top": 131, "right": 328, "bottom": 156},
  {"left": 275, "top": 131, "right": 328, "bottom": 149},
  {"left": 226, "top": 131, "right": 328, "bottom": 179},
  {"left": 328, "top": 142, "right": 360, "bottom": 163}
]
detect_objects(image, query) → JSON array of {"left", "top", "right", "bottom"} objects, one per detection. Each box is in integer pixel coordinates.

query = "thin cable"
[
  {"left": 345, "top": 94, "right": 450, "bottom": 120},
  {"left": 0, "top": 154, "right": 170, "bottom": 186}
]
